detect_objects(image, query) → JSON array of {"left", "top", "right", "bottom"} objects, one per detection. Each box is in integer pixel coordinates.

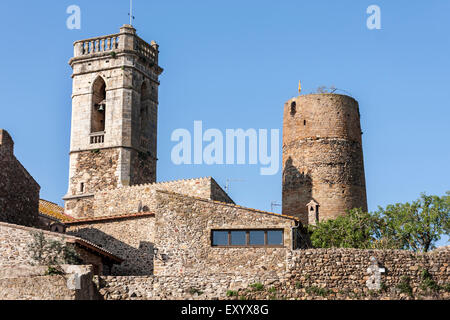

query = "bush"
[
  {"left": 250, "top": 282, "right": 264, "bottom": 291},
  {"left": 420, "top": 268, "right": 440, "bottom": 292},
  {"left": 305, "top": 286, "right": 332, "bottom": 297},
  {"left": 396, "top": 276, "right": 413, "bottom": 297},
  {"left": 27, "top": 232, "right": 81, "bottom": 268}
]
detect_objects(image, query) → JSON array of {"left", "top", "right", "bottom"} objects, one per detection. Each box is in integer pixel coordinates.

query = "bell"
[{"left": 97, "top": 103, "right": 105, "bottom": 112}]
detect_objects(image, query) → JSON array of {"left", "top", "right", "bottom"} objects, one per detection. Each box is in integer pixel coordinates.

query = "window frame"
[{"left": 211, "top": 229, "right": 284, "bottom": 248}]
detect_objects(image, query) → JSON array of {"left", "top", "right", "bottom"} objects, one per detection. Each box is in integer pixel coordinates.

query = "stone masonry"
[
  {"left": 64, "top": 25, "right": 163, "bottom": 218},
  {"left": 152, "top": 191, "right": 300, "bottom": 277},
  {"left": 0, "top": 221, "right": 122, "bottom": 275},
  {"left": 96, "top": 247, "right": 450, "bottom": 300},
  {"left": 282, "top": 94, "right": 367, "bottom": 225},
  {"left": 65, "top": 189, "right": 300, "bottom": 277},
  {"left": 92, "top": 177, "right": 233, "bottom": 218},
  {"left": 0, "top": 129, "right": 41, "bottom": 228}
]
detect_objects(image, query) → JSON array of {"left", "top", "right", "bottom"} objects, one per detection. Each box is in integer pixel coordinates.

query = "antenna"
[
  {"left": 128, "top": 0, "right": 135, "bottom": 25},
  {"left": 224, "top": 179, "right": 245, "bottom": 193},
  {"left": 271, "top": 201, "right": 282, "bottom": 212}
]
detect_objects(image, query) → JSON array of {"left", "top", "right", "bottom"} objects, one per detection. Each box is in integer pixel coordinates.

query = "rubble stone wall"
[
  {"left": 0, "top": 129, "right": 40, "bottom": 227},
  {"left": 97, "top": 246, "right": 450, "bottom": 300},
  {"left": 67, "top": 215, "right": 155, "bottom": 276},
  {"left": 91, "top": 177, "right": 233, "bottom": 218},
  {"left": 153, "top": 191, "right": 298, "bottom": 276}
]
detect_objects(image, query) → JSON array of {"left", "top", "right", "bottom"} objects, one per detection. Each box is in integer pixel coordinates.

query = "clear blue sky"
[{"left": 0, "top": 1, "right": 448, "bottom": 245}]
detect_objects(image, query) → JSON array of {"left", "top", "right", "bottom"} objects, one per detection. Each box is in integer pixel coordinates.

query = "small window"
[
  {"left": 80, "top": 182, "right": 85, "bottom": 193},
  {"left": 212, "top": 229, "right": 284, "bottom": 247},
  {"left": 304, "top": 120, "right": 306, "bottom": 126}
]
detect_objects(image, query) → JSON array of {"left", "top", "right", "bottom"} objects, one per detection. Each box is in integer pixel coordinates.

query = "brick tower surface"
[
  {"left": 63, "top": 25, "right": 163, "bottom": 218},
  {"left": 282, "top": 94, "right": 367, "bottom": 225}
]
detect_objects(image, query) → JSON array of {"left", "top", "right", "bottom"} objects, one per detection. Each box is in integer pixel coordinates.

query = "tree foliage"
[
  {"left": 27, "top": 232, "right": 81, "bottom": 266},
  {"left": 309, "top": 208, "right": 380, "bottom": 249},
  {"left": 309, "top": 192, "right": 449, "bottom": 252},
  {"left": 375, "top": 192, "right": 450, "bottom": 252}
]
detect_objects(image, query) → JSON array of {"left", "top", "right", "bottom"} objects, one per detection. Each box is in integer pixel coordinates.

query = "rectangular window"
[
  {"left": 211, "top": 229, "right": 284, "bottom": 247},
  {"left": 230, "top": 231, "right": 246, "bottom": 245},
  {"left": 249, "top": 230, "right": 265, "bottom": 245},
  {"left": 212, "top": 231, "right": 228, "bottom": 246}
]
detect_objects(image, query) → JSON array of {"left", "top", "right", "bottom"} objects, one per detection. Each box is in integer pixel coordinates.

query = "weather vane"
[{"left": 128, "top": 0, "right": 135, "bottom": 25}]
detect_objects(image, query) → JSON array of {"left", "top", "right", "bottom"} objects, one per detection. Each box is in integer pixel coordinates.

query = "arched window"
[{"left": 91, "top": 77, "right": 106, "bottom": 133}]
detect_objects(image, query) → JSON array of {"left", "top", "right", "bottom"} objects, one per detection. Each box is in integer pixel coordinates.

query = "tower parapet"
[{"left": 282, "top": 93, "right": 367, "bottom": 225}]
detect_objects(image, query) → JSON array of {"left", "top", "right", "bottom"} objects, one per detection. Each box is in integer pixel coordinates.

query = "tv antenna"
[
  {"left": 128, "top": 0, "right": 135, "bottom": 25},
  {"left": 224, "top": 179, "right": 245, "bottom": 193},
  {"left": 271, "top": 201, "right": 282, "bottom": 212}
]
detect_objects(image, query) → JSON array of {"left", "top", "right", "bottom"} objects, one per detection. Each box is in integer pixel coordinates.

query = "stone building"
[
  {"left": 63, "top": 24, "right": 163, "bottom": 218},
  {"left": 0, "top": 129, "right": 41, "bottom": 228},
  {"left": 65, "top": 189, "right": 303, "bottom": 276},
  {"left": 282, "top": 94, "right": 368, "bottom": 225}
]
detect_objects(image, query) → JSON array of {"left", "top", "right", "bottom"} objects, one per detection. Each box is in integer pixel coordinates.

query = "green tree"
[
  {"left": 308, "top": 208, "right": 381, "bottom": 249},
  {"left": 376, "top": 193, "right": 449, "bottom": 252},
  {"left": 27, "top": 232, "right": 81, "bottom": 266}
]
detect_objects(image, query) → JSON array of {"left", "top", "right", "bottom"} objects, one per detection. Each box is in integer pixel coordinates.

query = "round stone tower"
[{"left": 282, "top": 93, "right": 367, "bottom": 225}]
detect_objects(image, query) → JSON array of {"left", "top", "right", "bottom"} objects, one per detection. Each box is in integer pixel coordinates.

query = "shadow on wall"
[
  {"left": 67, "top": 228, "right": 155, "bottom": 276},
  {"left": 282, "top": 157, "right": 313, "bottom": 223}
]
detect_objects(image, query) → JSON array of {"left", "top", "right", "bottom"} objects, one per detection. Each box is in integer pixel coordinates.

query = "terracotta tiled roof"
[
  {"left": 39, "top": 199, "right": 74, "bottom": 222},
  {"left": 64, "top": 212, "right": 155, "bottom": 225}
]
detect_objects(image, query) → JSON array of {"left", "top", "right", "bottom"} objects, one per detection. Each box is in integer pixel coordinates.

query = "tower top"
[{"left": 70, "top": 25, "right": 161, "bottom": 75}]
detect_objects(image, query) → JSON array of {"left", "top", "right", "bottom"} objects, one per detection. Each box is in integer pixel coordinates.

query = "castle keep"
[
  {"left": 282, "top": 94, "right": 367, "bottom": 225},
  {"left": 64, "top": 25, "right": 163, "bottom": 218}
]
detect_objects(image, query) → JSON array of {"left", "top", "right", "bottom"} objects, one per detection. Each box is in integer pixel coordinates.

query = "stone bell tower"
[{"left": 63, "top": 25, "right": 163, "bottom": 218}]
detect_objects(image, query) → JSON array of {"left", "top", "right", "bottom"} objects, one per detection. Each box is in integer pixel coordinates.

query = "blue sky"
[{"left": 0, "top": 1, "right": 448, "bottom": 245}]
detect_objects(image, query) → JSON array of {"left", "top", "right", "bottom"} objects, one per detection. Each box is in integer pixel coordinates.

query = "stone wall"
[
  {"left": 282, "top": 94, "right": 367, "bottom": 224},
  {"left": 66, "top": 214, "right": 155, "bottom": 276},
  {"left": 91, "top": 177, "right": 233, "bottom": 218},
  {"left": 0, "top": 129, "right": 41, "bottom": 227},
  {"left": 96, "top": 274, "right": 273, "bottom": 300},
  {"left": 0, "top": 222, "right": 109, "bottom": 274},
  {"left": 0, "top": 265, "right": 97, "bottom": 300},
  {"left": 66, "top": 189, "right": 296, "bottom": 277},
  {"left": 96, "top": 247, "right": 450, "bottom": 300},
  {"left": 153, "top": 191, "right": 298, "bottom": 276}
]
